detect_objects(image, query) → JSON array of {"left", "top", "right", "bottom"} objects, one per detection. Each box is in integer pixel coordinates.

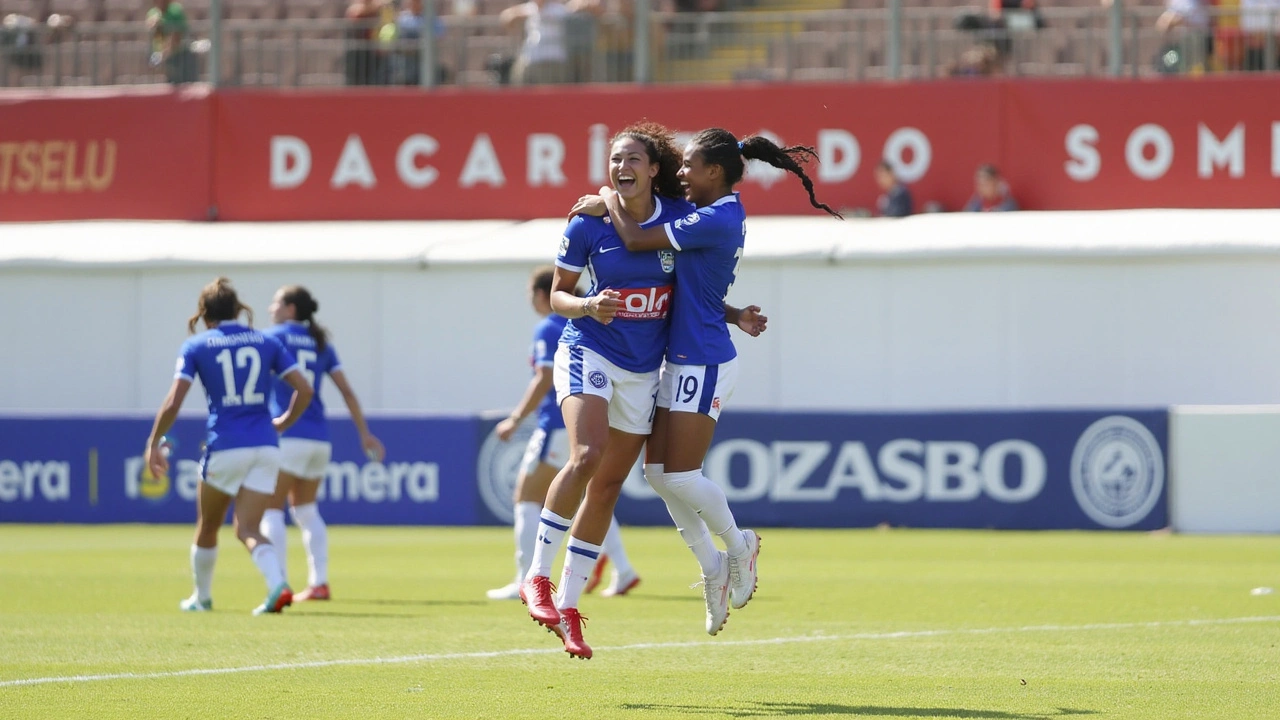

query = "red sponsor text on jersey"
[{"left": 614, "top": 286, "right": 673, "bottom": 320}]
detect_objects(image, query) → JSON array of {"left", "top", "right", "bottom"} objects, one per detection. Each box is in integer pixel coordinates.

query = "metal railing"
[{"left": 1, "top": 3, "right": 1276, "bottom": 89}]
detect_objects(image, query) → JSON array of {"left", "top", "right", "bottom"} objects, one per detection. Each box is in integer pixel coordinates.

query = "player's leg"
[
  {"left": 645, "top": 397, "right": 722, "bottom": 579},
  {"left": 598, "top": 514, "right": 640, "bottom": 596},
  {"left": 287, "top": 440, "right": 332, "bottom": 602},
  {"left": 489, "top": 431, "right": 557, "bottom": 600},
  {"left": 662, "top": 360, "right": 759, "bottom": 611},
  {"left": 289, "top": 475, "right": 328, "bottom": 601},
  {"left": 182, "top": 474, "right": 233, "bottom": 612},
  {"left": 260, "top": 468, "right": 295, "bottom": 586},
  {"left": 231, "top": 447, "right": 291, "bottom": 615}
]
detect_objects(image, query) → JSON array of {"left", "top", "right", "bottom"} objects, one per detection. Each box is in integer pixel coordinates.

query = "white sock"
[
  {"left": 525, "top": 508, "right": 572, "bottom": 581},
  {"left": 555, "top": 536, "right": 603, "bottom": 610},
  {"left": 513, "top": 501, "right": 541, "bottom": 584},
  {"left": 260, "top": 509, "right": 288, "bottom": 582},
  {"left": 290, "top": 502, "right": 328, "bottom": 587},
  {"left": 664, "top": 468, "right": 746, "bottom": 557},
  {"left": 250, "top": 543, "right": 286, "bottom": 590},
  {"left": 191, "top": 544, "right": 217, "bottom": 601},
  {"left": 645, "top": 463, "right": 721, "bottom": 576},
  {"left": 601, "top": 515, "right": 633, "bottom": 578}
]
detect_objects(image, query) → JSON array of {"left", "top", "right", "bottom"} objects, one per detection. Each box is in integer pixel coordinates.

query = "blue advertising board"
[
  {"left": 2, "top": 409, "right": 1167, "bottom": 530},
  {"left": 0, "top": 415, "right": 482, "bottom": 525}
]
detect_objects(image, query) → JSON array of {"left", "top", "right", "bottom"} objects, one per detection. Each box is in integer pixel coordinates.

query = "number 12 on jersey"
[{"left": 215, "top": 347, "right": 264, "bottom": 406}]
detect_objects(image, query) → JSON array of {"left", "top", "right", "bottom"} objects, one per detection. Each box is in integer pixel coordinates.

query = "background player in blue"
[
  {"left": 144, "top": 277, "right": 313, "bottom": 615},
  {"left": 260, "top": 285, "right": 385, "bottom": 604},
  {"left": 594, "top": 128, "right": 840, "bottom": 635},
  {"left": 487, "top": 266, "right": 640, "bottom": 602},
  {"left": 519, "top": 122, "right": 692, "bottom": 660}
]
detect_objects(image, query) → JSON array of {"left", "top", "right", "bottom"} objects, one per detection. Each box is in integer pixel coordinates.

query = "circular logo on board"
[
  {"left": 476, "top": 419, "right": 536, "bottom": 524},
  {"left": 588, "top": 371, "right": 608, "bottom": 389},
  {"left": 1070, "top": 416, "right": 1164, "bottom": 529}
]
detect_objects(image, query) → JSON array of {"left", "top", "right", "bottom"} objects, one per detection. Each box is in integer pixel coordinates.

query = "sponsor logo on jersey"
[
  {"left": 1070, "top": 416, "right": 1164, "bottom": 528},
  {"left": 614, "top": 285, "right": 673, "bottom": 320},
  {"left": 674, "top": 212, "right": 700, "bottom": 230},
  {"left": 558, "top": 236, "right": 570, "bottom": 257}
]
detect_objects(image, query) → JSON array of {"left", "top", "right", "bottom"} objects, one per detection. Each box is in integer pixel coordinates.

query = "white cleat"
[
  {"left": 179, "top": 593, "right": 212, "bottom": 612},
  {"left": 486, "top": 582, "right": 523, "bottom": 600},
  {"left": 727, "top": 529, "right": 760, "bottom": 610},
  {"left": 701, "top": 551, "right": 730, "bottom": 636}
]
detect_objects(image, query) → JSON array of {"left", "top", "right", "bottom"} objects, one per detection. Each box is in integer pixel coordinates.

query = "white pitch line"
[{"left": 3, "top": 615, "right": 1278, "bottom": 689}]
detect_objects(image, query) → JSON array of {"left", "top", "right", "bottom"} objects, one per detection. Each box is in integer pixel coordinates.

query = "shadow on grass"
[
  {"left": 338, "top": 598, "right": 488, "bottom": 608},
  {"left": 618, "top": 702, "right": 1097, "bottom": 718}
]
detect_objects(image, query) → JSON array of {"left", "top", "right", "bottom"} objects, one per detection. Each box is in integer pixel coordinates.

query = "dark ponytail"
[
  {"left": 189, "top": 277, "right": 253, "bottom": 334},
  {"left": 280, "top": 285, "right": 328, "bottom": 353},
  {"left": 691, "top": 128, "right": 843, "bottom": 219}
]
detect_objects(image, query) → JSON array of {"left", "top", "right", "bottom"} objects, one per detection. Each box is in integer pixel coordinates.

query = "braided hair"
[{"left": 689, "top": 128, "right": 842, "bottom": 219}]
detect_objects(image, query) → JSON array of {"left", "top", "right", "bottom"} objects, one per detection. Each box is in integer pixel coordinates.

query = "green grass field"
[{"left": 2, "top": 525, "right": 1278, "bottom": 719}]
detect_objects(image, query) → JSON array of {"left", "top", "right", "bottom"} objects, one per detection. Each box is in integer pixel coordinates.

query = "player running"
[
  {"left": 260, "top": 285, "right": 385, "bottom": 603},
  {"left": 487, "top": 265, "right": 641, "bottom": 602},
  {"left": 145, "top": 277, "right": 313, "bottom": 615}
]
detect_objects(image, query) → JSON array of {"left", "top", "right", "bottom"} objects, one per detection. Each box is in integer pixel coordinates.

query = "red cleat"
[
  {"left": 294, "top": 584, "right": 330, "bottom": 602},
  {"left": 520, "top": 576, "right": 561, "bottom": 629},
  {"left": 558, "top": 608, "right": 592, "bottom": 660},
  {"left": 583, "top": 554, "right": 609, "bottom": 594}
]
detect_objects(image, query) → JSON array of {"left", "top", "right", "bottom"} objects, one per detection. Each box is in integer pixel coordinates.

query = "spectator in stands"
[
  {"left": 345, "top": 0, "right": 387, "bottom": 85},
  {"left": 964, "top": 164, "right": 1019, "bottom": 212},
  {"left": 1241, "top": 0, "right": 1280, "bottom": 70},
  {"left": 1153, "top": 0, "right": 1213, "bottom": 70},
  {"left": 386, "top": 0, "right": 450, "bottom": 85},
  {"left": 947, "top": 43, "right": 1002, "bottom": 77},
  {"left": 501, "top": 0, "right": 570, "bottom": 85},
  {"left": 874, "top": 161, "right": 913, "bottom": 218},
  {"left": 147, "top": 0, "right": 197, "bottom": 84}
]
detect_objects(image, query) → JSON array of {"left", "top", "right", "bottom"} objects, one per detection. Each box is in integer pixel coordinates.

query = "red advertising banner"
[
  {"left": 212, "top": 83, "right": 999, "bottom": 220},
  {"left": 0, "top": 86, "right": 212, "bottom": 222},
  {"left": 2, "top": 78, "right": 1277, "bottom": 222}
]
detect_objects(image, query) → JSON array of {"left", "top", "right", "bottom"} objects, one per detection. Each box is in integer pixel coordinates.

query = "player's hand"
[
  {"left": 599, "top": 186, "right": 618, "bottom": 203},
  {"left": 495, "top": 416, "right": 519, "bottom": 442},
  {"left": 736, "top": 305, "right": 768, "bottom": 337},
  {"left": 272, "top": 414, "right": 292, "bottom": 433},
  {"left": 361, "top": 433, "right": 386, "bottom": 463},
  {"left": 145, "top": 442, "right": 168, "bottom": 480},
  {"left": 569, "top": 194, "right": 606, "bottom": 218},
  {"left": 586, "top": 289, "right": 623, "bottom": 325}
]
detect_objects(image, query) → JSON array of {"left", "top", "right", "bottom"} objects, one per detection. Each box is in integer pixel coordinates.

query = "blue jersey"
[
  {"left": 175, "top": 322, "right": 300, "bottom": 453},
  {"left": 532, "top": 314, "right": 568, "bottom": 432},
  {"left": 662, "top": 193, "right": 746, "bottom": 366},
  {"left": 556, "top": 195, "right": 691, "bottom": 373},
  {"left": 266, "top": 322, "right": 342, "bottom": 442}
]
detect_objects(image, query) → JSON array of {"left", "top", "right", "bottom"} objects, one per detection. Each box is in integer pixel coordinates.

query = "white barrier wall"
[
  {"left": 3, "top": 209, "right": 1280, "bottom": 414},
  {"left": 1169, "top": 406, "right": 1280, "bottom": 533}
]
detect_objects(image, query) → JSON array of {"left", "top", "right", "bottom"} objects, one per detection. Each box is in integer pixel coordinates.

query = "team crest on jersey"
[
  {"left": 674, "top": 212, "right": 700, "bottom": 230},
  {"left": 711, "top": 397, "right": 721, "bottom": 411},
  {"left": 659, "top": 250, "right": 675, "bottom": 273},
  {"left": 588, "top": 371, "right": 608, "bottom": 389},
  {"left": 558, "top": 236, "right": 569, "bottom": 257}
]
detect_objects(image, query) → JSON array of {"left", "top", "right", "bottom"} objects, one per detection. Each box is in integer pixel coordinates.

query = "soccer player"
[
  {"left": 260, "top": 285, "right": 385, "bottom": 603},
  {"left": 145, "top": 277, "right": 313, "bottom": 615},
  {"left": 487, "top": 266, "right": 640, "bottom": 602},
  {"left": 594, "top": 128, "right": 840, "bottom": 635}
]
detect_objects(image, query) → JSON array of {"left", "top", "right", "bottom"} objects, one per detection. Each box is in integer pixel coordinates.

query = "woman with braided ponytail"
[
  {"left": 262, "top": 285, "right": 385, "bottom": 603},
  {"left": 575, "top": 128, "right": 839, "bottom": 636}
]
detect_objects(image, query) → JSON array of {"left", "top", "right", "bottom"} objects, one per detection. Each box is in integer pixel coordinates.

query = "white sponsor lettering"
[
  {"left": 396, "top": 134, "right": 439, "bottom": 189},
  {"left": 1064, "top": 124, "right": 1100, "bottom": 182},
  {"left": 1198, "top": 123, "right": 1245, "bottom": 179},
  {"left": 1126, "top": 124, "right": 1174, "bottom": 181},
  {"left": 527, "top": 134, "right": 566, "bottom": 187},
  {"left": 660, "top": 439, "right": 1047, "bottom": 504},
  {"left": 817, "top": 129, "right": 860, "bottom": 183},
  {"left": 588, "top": 123, "right": 609, "bottom": 185},
  {"left": 0, "top": 460, "right": 70, "bottom": 502},
  {"left": 269, "top": 136, "right": 311, "bottom": 189},
  {"left": 459, "top": 133, "right": 506, "bottom": 188},
  {"left": 320, "top": 461, "right": 439, "bottom": 503},
  {"left": 330, "top": 134, "right": 377, "bottom": 189},
  {"left": 882, "top": 127, "right": 932, "bottom": 183}
]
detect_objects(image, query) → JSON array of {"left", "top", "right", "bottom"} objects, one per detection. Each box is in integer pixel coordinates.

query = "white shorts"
[
  {"left": 201, "top": 446, "right": 281, "bottom": 497},
  {"left": 521, "top": 426, "right": 570, "bottom": 473},
  {"left": 554, "top": 344, "right": 660, "bottom": 435},
  {"left": 279, "top": 438, "right": 332, "bottom": 480},
  {"left": 657, "top": 358, "right": 740, "bottom": 422}
]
